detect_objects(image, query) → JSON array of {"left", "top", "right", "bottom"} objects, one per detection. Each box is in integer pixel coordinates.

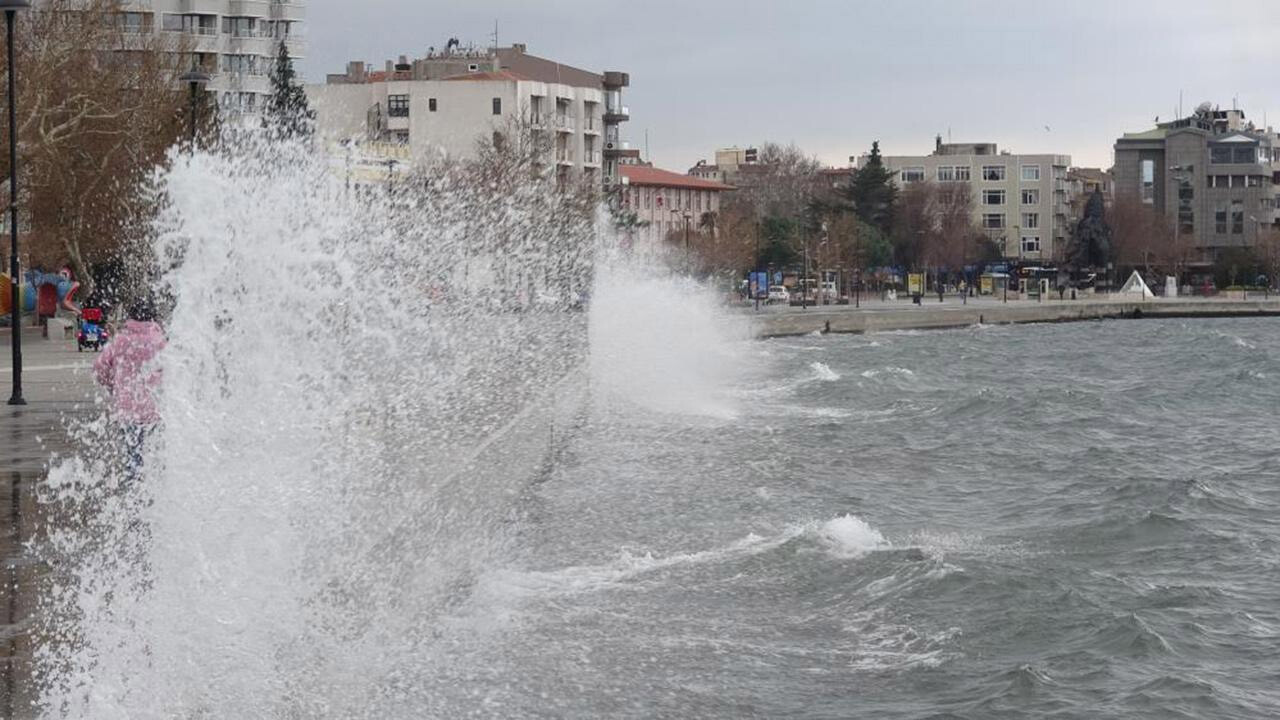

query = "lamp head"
[{"left": 180, "top": 68, "right": 211, "bottom": 86}]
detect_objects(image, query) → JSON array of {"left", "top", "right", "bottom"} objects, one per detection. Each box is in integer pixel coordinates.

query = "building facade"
[
  {"left": 308, "top": 44, "right": 629, "bottom": 187},
  {"left": 861, "top": 140, "right": 1071, "bottom": 262},
  {"left": 618, "top": 166, "right": 734, "bottom": 247},
  {"left": 1114, "top": 106, "right": 1280, "bottom": 263},
  {"left": 118, "top": 0, "right": 306, "bottom": 115}
]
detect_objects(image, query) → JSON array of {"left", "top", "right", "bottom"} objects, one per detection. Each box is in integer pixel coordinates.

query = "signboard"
[
  {"left": 748, "top": 272, "right": 769, "bottom": 298},
  {"left": 980, "top": 275, "right": 993, "bottom": 295},
  {"left": 908, "top": 273, "right": 924, "bottom": 295}
]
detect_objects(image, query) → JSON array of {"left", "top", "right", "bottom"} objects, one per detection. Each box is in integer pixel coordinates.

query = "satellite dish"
[{"left": 1195, "top": 101, "right": 1213, "bottom": 116}]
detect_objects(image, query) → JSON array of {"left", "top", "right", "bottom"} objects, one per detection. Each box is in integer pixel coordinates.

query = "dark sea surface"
[{"left": 430, "top": 318, "right": 1280, "bottom": 719}]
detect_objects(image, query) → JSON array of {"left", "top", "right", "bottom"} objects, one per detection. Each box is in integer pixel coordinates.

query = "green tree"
[
  {"left": 263, "top": 41, "right": 316, "bottom": 140},
  {"left": 846, "top": 141, "right": 897, "bottom": 237}
]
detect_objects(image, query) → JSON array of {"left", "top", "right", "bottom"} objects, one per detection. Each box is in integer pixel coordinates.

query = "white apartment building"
[
  {"left": 118, "top": 0, "right": 306, "bottom": 114},
  {"left": 307, "top": 45, "right": 630, "bottom": 187},
  {"left": 861, "top": 140, "right": 1071, "bottom": 262}
]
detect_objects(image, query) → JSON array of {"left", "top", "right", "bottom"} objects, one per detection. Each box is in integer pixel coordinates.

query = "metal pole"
[
  {"left": 188, "top": 80, "right": 197, "bottom": 150},
  {"left": 7, "top": 9, "right": 23, "bottom": 406},
  {"left": 684, "top": 214, "right": 690, "bottom": 275}
]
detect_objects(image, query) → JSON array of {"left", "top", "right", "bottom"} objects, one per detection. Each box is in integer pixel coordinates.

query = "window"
[
  {"left": 1233, "top": 146, "right": 1256, "bottom": 164},
  {"left": 937, "top": 166, "right": 954, "bottom": 182},
  {"left": 1021, "top": 236, "right": 1041, "bottom": 253},
  {"left": 1232, "top": 175, "right": 1246, "bottom": 188},
  {"left": 1248, "top": 175, "right": 1263, "bottom": 188},
  {"left": 982, "top": 165, "right": 1006, "bottom": 181},
  {"left": 982, "top": 189, "right": 1006, "bottom": 205},
  {"left": 492, "top": 98, "right": 502, "bottom": 115},
  {"left": 1211, "top": 147, "right": 1232, "bottom": 164},
  {"left": 954, "top": 166, "right": 971, "bottom": 181},
  {"left": 1022, "top": 213, "right": 1039, "bottom": 229},
  {"left": 1215, "top": 205, "right": 1228, "bottom": 234},
  {"left": 161, "top": 13, "right": 182, "bottom": 31},
  {"left": 1140, "top": 159, "right": 1155, "bottom": 204},
  {"left": 1021, "top": 189, "right": 1039, "bottom": 205},
  {"left": 118, "top": 12, "right": 149, "bottom": 33},
  {"left": 1021, "top": 165, "right": 1041, "bottom": 181},
  {"left": 901, "top": 167, "right": 925, "bottom": 183},
  {"left": 982, "top": 213, "right": 1005, "bottom": 229},
  {"left": 388, "top": 94, "right": 409, "bottom": 117},
  {"left": 1231, "top": 200, "right": 1244, "bottom": 234},
  {"left": 428, "top": 98, "right": 437, "bottom": 112}
]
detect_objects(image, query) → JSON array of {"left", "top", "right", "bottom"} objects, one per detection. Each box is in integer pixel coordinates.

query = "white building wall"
[
  {"left": 119, "top": 0, "right": 306, "bottom": 113},
  {"left": 307, "top": 78, "right": 604, "bottom": 179}
]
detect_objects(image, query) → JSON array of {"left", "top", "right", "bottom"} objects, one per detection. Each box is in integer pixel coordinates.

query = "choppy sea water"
[{"left": 430, "top": 317, "right": 1280, "bottom": 719}]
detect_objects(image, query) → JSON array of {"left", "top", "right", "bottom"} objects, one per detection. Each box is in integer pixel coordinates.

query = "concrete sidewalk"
[{"left": 0, "top": 326, "right": 97, "bottom": 475}]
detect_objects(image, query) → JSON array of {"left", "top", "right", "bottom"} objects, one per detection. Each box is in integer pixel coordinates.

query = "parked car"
[
  {"left": 820, "top": 282, "right": 838, "bottom": 301},
  {"left": 767, "top": 285, "right": 790, "bottom": 304}
]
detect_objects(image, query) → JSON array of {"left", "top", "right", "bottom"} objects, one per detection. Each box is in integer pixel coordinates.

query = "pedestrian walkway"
[{"left": 0, "top": 327, "right": 96, "bottom": 474}]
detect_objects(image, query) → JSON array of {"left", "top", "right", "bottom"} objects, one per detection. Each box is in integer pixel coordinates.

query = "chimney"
[
  {"left": 936, "top": 134, "right": 943, "bottom": 152},
  {"left": 511, "top": 43, "right": 526, "bottom": 54},
  {"left": 385, "top": 60, "right": 393, "bottom": 74}
]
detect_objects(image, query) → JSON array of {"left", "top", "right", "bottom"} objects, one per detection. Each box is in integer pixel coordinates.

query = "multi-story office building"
[
  {"left": 1114, "top": 105, "right": 1280, "bottom": 263},
  {"left": 308, "top": 43, "right": 630, "bottom": 187},
  {"left": 118, "top": 0, "right": 306, "bottom": 115},
  {"left": 860, "top": 139, "right": 1071, "bottom": 262}
]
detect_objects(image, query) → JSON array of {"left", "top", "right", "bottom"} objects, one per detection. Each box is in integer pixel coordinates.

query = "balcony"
[
  {"left": 603, "top": 105, "right": 629, "bottom": 122},
  {"left": 556, "top": 148, "right": 574, "bottom": 165},
  {"left": 582, "top": 116, "right": 600, "bottom": 134},
  {"left": 227, "top": 0, "right": 269, "bottom": 16},
  {"left": 179, "top": 0, "right": 223, "bottom": 13},
  {"left": 582, "top": 150, "right": 601, "bottom": 165},
  {"left": 554, "top": 115, "right": 576, "bottom": 132},
  {"left": 270, "top": 0, "right": 307, "bottom": 21}
]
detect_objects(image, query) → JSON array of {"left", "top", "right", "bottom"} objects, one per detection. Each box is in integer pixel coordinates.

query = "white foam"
[
  {"left": 809, "top": 361, "right": 841, "bottom": 382},
  {"left": 817, "top": 515, "right": 890, "bottom": 558},
  {"left": 860, "top": 367, "right": 916, "bottom": 379}
]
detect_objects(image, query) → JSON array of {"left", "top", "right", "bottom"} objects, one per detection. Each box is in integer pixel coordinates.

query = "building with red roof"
[{"left": 619, "top": 165, "right": 735, "bottom": 246}]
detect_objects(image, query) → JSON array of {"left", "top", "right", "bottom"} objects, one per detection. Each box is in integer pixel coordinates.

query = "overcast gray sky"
[{"left": 302, "top": 0, "right": 1278, "bottom": 172}]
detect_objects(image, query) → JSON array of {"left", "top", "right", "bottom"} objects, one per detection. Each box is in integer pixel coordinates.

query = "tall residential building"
[
  {"left": 1114, "top": 105, "right": 1280, "bottom": 263},
  {"left": 118, "top": 0, "right": 306, "bottom": 115},
  {"left": 860, "top": 139, "right": 1071, "bottom": 262},
  {"left": 308, "top": 43, "right": 630, "bottom": 187}
]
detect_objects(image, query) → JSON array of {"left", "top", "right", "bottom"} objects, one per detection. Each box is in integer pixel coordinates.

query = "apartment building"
[
  {"left": 1114, "top": 105, "right": 1280, "bottom": 263},
  {"left": 861, "top": 139, "right": 1071, "bottom": 262},
  {"left": 118, "top": 0, "right": 306, "bottom": 114},
  {"left": 618, "top": 166, "right": 734, "bottom": 247},
  {"left": 308, "top": 43, "right": 630, "bottom": 187}
]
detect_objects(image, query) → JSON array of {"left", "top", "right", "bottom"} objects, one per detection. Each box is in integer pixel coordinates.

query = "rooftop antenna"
[
  {"left": 645, "top": 129, "right": 650, "bottom": 163},
  {"left": 491, "top": 19, "right": 498, "bottom": 50}
]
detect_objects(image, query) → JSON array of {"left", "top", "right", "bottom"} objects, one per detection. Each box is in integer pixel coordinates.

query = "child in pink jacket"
[{"left": 94, "top": 301, "right": 165, "bottom": 468}]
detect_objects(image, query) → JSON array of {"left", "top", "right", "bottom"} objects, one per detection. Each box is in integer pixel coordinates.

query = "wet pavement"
[{"left": 1, "top": 326, "right": 94, "bottom": 718}]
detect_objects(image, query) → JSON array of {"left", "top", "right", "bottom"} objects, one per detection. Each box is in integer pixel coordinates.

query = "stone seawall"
[{"left": 748, "top": 297, "right": 1280, "bottom": 338}]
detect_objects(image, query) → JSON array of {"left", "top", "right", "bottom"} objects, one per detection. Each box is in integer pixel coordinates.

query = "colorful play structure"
[{"left": 0, "top": 266, "right": 82, "bottom": 321}]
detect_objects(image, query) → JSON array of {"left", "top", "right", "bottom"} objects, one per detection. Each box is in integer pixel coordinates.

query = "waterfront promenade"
[{"left": 745, "top": 294, "right": 1280, "bottom": 337}]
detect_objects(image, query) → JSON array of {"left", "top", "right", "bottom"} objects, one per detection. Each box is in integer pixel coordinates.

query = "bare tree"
[{"left": 2, "top": 0, "right": 189, "bottom": 298}]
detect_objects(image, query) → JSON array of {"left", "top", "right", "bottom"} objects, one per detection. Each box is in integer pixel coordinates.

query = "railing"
[
  {"left": 583, "top": 116, "right": 598, "bottom": 131},
  {"left": 582, "top": 150, "right": 601, "bottom": 164},
  {"left": 556, "top": 148, "right": 574, "bottom": 163},
  {"left": 555, "top": 115, "right": 576, "bottom": 131}
]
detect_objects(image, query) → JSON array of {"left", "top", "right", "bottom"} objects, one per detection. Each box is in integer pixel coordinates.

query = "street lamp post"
[
  {"left": 5, "top": 0, "right": 30, "bottom": 407},
  {"left": 179, "top": 66, "right": 210, "bottom": 152}
]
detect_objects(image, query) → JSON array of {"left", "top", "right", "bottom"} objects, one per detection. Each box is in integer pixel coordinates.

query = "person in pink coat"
[{"left": 94, "top": 300, "right": 165, "bottom": 468}]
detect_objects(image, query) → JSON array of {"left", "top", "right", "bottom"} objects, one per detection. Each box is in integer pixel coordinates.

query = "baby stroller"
[{"left": 77, "top": 308, "right": 109, "bottom": 352}]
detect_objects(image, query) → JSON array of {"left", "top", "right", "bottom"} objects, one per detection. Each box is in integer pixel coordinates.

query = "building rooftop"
[
  {"left": 621, "top": 165, "right": 735, "bottom": 191},
  {"left": 443, "top": 70, "right": 530, "bottom": 82}
]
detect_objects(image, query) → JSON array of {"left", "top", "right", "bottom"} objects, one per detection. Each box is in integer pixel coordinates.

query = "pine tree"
[
  {"left": 263, "top": 41, "right": 316, "bottom": 140},
  {"left": 846, "top": 141, "right": 897, "bottom": 237}
]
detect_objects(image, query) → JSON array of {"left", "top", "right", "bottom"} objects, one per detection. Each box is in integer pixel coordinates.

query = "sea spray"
[{"left": 34, "top": 136, "right": 600, "bottom": 718}]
